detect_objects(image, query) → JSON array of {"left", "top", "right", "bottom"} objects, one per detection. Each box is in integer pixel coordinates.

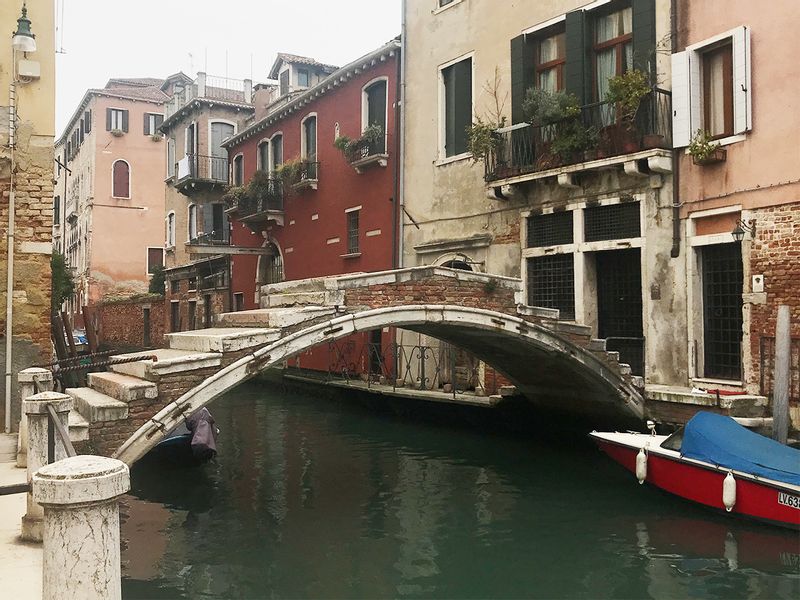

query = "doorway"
[{"left": 701, "top": 243, "right": 743, "bottom": 380}]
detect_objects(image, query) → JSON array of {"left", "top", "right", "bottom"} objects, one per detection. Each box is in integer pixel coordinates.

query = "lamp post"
[
  {"left": 12, "top": 2, "right": 37, "bottom": 54},
  {"left": 731, "top": 219, "right": 756, "bottom": 243}
]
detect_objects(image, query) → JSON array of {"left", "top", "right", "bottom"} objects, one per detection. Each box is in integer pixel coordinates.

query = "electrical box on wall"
[
  {"left": 17, "top": 59, "right": 40, "bottom": 79},
  {"left": 752, "top": 274, "right": 764, "bottom": 293}
]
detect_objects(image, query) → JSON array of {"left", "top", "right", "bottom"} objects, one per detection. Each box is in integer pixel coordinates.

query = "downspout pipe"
[
  {"left": 391, "top": 39, "right": 402, "bottom": 269},
  {"left": 670, "top": 0, "right": 681, "bottom": 259},
  {"left": 398, "top": 0, "right": 407, "bottom": 268}
]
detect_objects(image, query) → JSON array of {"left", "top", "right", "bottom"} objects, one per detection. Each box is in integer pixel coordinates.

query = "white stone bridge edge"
[{"left": 114, "top": 305, "right": 645, "bottom": 466}]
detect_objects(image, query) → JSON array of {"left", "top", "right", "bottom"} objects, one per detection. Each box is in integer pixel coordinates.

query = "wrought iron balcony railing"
[
  {"left": 345, "top": 137, "right": 387, "bottom": 164},
  {"left": 297, "top": 160, "right": 319, "bottom": 183},
  {"left": 227, "top": 178, "right": 284, "bottom": 220},
  {"left": 188, "top": 231, "right": 230, "bottom": 246},
  {"left": 175, "top": 154, "right": 229, "bottom": 184},
  {"left": 485, "top": 88, "right": 672, "bottom": 183}
]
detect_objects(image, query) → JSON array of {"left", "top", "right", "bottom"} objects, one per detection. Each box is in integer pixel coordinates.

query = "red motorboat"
[{"left": 590, "top": 412, "right": 800, "bottom": 530}]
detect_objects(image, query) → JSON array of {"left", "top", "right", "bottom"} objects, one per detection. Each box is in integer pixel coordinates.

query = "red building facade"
[{"left": 224, "top": 41, "right": 400, "bottom": 373}]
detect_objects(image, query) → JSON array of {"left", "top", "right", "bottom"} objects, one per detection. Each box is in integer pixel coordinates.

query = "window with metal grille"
[
  {"left": 527, "top": 211, "right": 573, "bottom": 247},
  {"left": 702, "top": 243, "right": 743, "bottom": 379},
  {"left": 347, "top": 210, "right": 360, "bottom": 254},
  {"left": 527, "top": 255, "right": 574, "bottom": 319},
  {"left": 584, "top": 202, "right": 640, "bottom": 242}
]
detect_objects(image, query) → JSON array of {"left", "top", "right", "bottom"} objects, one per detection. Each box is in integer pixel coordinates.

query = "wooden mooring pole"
[{"left": 772, "top": 305, "right": 790, "bottom": 444}]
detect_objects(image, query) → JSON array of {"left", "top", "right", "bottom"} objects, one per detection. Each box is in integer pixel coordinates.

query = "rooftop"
[{"left": 268, "top": 52, "right": 339, "bottom": 79}]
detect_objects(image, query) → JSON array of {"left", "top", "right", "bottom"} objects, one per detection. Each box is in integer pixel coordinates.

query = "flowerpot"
[
  {"left": 692, "top": 147, "right": 727, "bottom": 166},
  {"left": 642, "top": 133, "right": 666, "bottom": 149},
  {"left": 110, "top": 129, "right": 124, "bottom": 137}
]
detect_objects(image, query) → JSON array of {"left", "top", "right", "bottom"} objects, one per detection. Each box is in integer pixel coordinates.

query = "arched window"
[
  {"left": 112, "top": 159, "right": 130, "bottom": 198},
  {"left": 363, "top": 79, "right": 388, "bottom": 153},
  {"left": 270, "top": 134, "right": 283, "bottom": 173},
  {"left": 188, "top": 204, "right": 198, "bottom": 241},
  {"left": 232, "top": 154, "right": 244, "bottom": 186},
  {"left": 301, "top": 115, "right": 317, "bottom": 162},
  {"left": 257, "top": 242, "right": 284, "bottom": 286},
  {"left": 258, "top": 140, "right": 270, "bottom": 172},
  {"left": 166, "top": 212, "right": 175, "bottom": 247}
]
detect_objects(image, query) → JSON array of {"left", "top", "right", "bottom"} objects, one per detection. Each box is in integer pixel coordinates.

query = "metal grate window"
[
  {"left": 527, "top": 211, "right": 574, "bottom": 248},
  {"left": 527, "top": 255, "right": 575, "bottom": 319},
  {"left": 702, "top": 243, "right": 743, "bottom": 380},
  {"left": 584, "top": 202, "right": 641, "bottom": 242},
  {"left": 347, "top": 210, "right": 360, "bottom": 254}
]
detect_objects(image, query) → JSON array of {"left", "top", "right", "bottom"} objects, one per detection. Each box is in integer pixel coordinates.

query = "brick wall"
[
  {"left": 96, "top": 295, "right": 166, "bottom": 350},
  {"left": 748, "top": 203, "right": 800, "bottom": 398}
]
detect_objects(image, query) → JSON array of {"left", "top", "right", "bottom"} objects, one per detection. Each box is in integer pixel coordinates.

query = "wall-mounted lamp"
[
  {"left": 11, "top": 2, "right": 36, "bottom": 54},
  {"left": 731, "top": 218, "right": 756, "bottom": 243}
]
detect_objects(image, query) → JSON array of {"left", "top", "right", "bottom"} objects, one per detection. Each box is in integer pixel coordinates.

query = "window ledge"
[
  {"left": 682, "top": 133, "right": 746, "bottom": 154},
  {"left": 432, "top": 0, "right": 464, "bottom": 15},
  {"left": 340, "top": 252, "right": 362, "bottom": 259},
  {"left": 691, "top": 377, "right": 743, "bottom": 387},
  {"left": 435, "top": 152, "right": 472, "bottom": 167}
]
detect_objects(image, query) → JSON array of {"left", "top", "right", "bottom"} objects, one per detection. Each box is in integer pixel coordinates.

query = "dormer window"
[{"left": 297, "top": 68, "right": 310, "bottom": 88}]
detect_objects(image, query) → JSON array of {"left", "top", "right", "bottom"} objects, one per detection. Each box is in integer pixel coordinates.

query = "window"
[
  {"left": 297, "top": 68, "right": 310, "bottom": 88},
  {"left": 166, "top": 212, "right": 176, "bottom": 247},
  {"left": 280, "top": 70, "right": 290, "bottom": 96},
  {"left": 167, "top": 138, "right": 176, "bottom": 178},
  {"left": 527, "top": 211, "right": 573, "bottom": 248},
  {"left": 364, "top": 79, "right": 388, "bottom": 153},
  {"left": 143, "top": 113, "right": 164, "bottom": 136},
  {"left": 271, "top": 134, "right": 283, "bottom": 171},
  {"left": 439, "top": 0, "right": 455, "bottom": 6},
  {"left": 188, "top": 300, "right": 197, "bottom": 330},
  {"left": 535, "top": 30, "right": 566, "bottom": 92},
  {"left": 170, "top": 279, "right": 179, "bottom": 294},
  {"left": 258, "top": 140, "right": 270, "bottom": 172},
  {"left": 106, "top": 108, "right": 128, "bottom": 132},
  {"left": 302, "top": 115, "right": 317, "bottom": 161},
  {"left": 188, "top": 277, "right": 197, "bottom": 290},
  {"left": 441, "top": 57, "right": 472, "bottom": 157},
  {"left": 593, "top": 6, "right": 632, "bottom": 100},
  {"left": 232, "top": 154, "right": 244, "bottom": 186},
  {"left": 170, "top": 301, "right": 180, "bottom": 333},
  {"left": 234, "top": 293, "right": 244, "bottom": 312},
  {"left": 211, "top": 203, "right": 228, "bottom": 242},
  {"left": 79, "top": 120, "right": 85, "bottom": 143},
  {"left": 84, "top": 110, "right": 92, "bottom": 133},
  {"left": 584, "top": 203, "right": 641, "bottom": 242},
  {"left": 347, "top": 210, "right": 360, "bottom": 254},
  {"left": 672, "top": 26, "right": 751, "bottom": 147},
  {"left": 188, "top": 204, "right": 198, "bottom": 241},
  {"left": 527, "top": 254, "right": 575, "bottom": 320},
  {"left": 702, "top": 42, "right": 733, "bottom": 139},
  {"left": 147, "top": 247, "right": 163, "bottom": 274},
  {"left": 111, "top": 160, "right": 130, "bottom": 198},
  {"left": 53, "top": 196, "right": 60, "bottom": 224}
]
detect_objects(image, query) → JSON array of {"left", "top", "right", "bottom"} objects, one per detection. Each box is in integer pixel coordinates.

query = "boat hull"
[{"left": 592, "top": 434, "right": 800, "bottom": 530}]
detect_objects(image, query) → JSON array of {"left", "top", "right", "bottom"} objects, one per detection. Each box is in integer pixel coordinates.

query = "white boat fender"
[
  {"left": 636, "top": 447, "right": 647, "bottom": 484},
  {"left": 723, "top": 471, "right": 736, "bottom": 512}
]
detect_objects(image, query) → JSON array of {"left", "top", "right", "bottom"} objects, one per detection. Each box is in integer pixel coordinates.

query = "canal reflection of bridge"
[{"left": 62, "top": 267, "right": 644, "bottom": 465}]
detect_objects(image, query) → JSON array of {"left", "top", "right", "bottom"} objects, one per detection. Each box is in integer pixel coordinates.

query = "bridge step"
[
  {"left": 87, "top": 372, "right": 158, "bottom": 403},
  {"left": 110, "top": 349, "right": 222, "bottom": 381},
  {"left": 218, "top": 306, "right": 337, "bottom": 328},
  {"left": 261, "top": 290, "right": 345, "bottom": 308},
  {"left": 166, "top": 327, "right": 280, "bottom": 353},
  {"left": 618, "top": 363, "right": 632, "bottom": 376},
  {"left": 551, "top": 321, "right": 593, "bottom": 338},
  {"left": 68, "top": 410, "right": 89, "bottom": 442},
  {"left": 66, "top": 388, "right": 129, "bottom": 423},
  {"left": 261, "top": 276, "right": 328, "bottom": 295},
  {"left": 588, "top": 339, "right": 607, "bottom": 352}
]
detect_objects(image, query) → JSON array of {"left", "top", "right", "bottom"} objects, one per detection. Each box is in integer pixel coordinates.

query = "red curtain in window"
[{"left": 113, "top": 160, "right": 130, "bottom": 198}]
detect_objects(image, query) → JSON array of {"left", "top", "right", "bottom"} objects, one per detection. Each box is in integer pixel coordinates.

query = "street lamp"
[
  {"left": 12, "top": 2, "right": 36, "bottom": 53},
  {"left": 731, "top": 219, "right": 756, "bottom": 243}
]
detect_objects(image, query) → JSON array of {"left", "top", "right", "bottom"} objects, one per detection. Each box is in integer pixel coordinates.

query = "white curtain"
[{"left": 706, "top": 51, "right": 726, "bottom": 136}]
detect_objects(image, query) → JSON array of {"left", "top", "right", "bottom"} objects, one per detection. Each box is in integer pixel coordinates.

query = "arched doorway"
[{"left": 256, "top": 241, "right": 285, "bottom": 289}]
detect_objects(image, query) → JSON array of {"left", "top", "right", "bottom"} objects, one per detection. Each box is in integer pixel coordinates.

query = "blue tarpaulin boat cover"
[{"left": 681, "top": 412, "right": 800, "bottom": 486}]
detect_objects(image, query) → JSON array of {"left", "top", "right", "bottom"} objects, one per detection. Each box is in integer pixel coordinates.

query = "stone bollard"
[
  {"left": 16, "top": 368, "right": 54, "bottom": 468},
  {"left": 21, "top": 391, "right": 72, "bottom": 542},
  {"left": 32, "top": 455, "right": 130, "bottom": 600}
]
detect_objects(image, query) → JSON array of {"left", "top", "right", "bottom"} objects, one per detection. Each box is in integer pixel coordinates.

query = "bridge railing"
[{"left": 324, "top": 340, "right": 492, "bottom": 399}]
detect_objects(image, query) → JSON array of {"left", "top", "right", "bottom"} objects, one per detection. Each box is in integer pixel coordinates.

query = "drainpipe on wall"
[
  {"left": 398, "top": 0, "right": 407, "bottom": 268},
  {"left": 670, "top": 0, "right": 681, "bottom": 259},
  {"left": 5, "top": 81, "right": 17, "bottom": 433}
]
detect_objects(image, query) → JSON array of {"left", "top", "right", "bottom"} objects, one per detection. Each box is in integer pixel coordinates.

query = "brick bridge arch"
[{"left": 112, "top": 298, "right": 645, "bottom": 466}]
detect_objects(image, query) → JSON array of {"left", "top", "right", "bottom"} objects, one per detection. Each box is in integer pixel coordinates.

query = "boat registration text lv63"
[{"left": 778, "top": 492, "right": 800, "bottom": 509}]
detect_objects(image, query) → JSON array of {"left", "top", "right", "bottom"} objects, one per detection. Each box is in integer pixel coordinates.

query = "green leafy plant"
[
  {"left": 247, "top": 169, "right": 276, "bottom": 199},
  {"left": 550, "top": 121, "right": 598, "bottom": 161},
  {"left": 361, "top": 124, "right": 384, "bottom": 144},
  {"left": 522, "top": 88, "right": 581, "bottom": 127},
  {"left": 466, "top": 116, "right": 506, "bottom": 163},
  {"left": 51, "top": 250, "right": 75, "bottom": 313},
  {"left": 605, "top": 69, "right": 651, "bottom": 123},
  {"left": 148, "top": 265, "right": 166, "bottom": 295},
  {"left": 687, "top": 129, "right": 722, "bottom": 161},
  {"left": 274, "top": 158, "right": 303, "bottom": 186},
  {"left": 333, "top": 135, "right": 352, "bottom": 152},
  {"left": 221, "top": 185, "right": 247, "bottom": 206},
  {"left": 523, "top": 88, "right": 596, "bottom": 161}
]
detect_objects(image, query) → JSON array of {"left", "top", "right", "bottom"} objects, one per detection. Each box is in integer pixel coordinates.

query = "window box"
[
  {"left": 110, "top": 128, "right": 125, "bottom": 137},
  {"left": 692, "top": 147, "right": 727, "bottom": 166},
  {"left": 151, "top": 133, "right": 163, "bottom": 142}
]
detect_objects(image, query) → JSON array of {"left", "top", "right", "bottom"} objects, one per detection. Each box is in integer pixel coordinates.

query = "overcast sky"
[{"left": 55, "top": 0, "right": 401, "bottom": 134}]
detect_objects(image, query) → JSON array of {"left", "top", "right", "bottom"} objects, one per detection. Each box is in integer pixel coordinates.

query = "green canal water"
[{"left": 121, "top": 381, "right": 800, "bottom": 599}]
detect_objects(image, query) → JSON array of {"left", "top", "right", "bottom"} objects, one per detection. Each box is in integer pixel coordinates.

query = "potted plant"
[
  {"left": 605, "top": 69, "right": 652, "bottom": 152},
  {"left": 688, "top": 129, "right": 727, "bottom": 165},
  {"left": 221, "top": 185, "right": 247, "bottom": 210},
  {"left": 466, "top": 115, "right": 506, "bottom": 164},
  {"left": 110, "top": 128, "right": 124, "bottom": 137},
  {"left": 151, "top": 133, "right": 163, "bottom": 142},
  {"left": 275, "top": 158, "right": 303, "bottom": 187}
]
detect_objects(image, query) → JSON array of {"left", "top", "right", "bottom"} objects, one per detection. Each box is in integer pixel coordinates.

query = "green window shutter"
[
  {"left": 632, "top": 0, "right": 656, "bottom": 76},
  {"left": 564, "top": 9, "right": 588, "bottom": 105},
  {"left": 155, "top": 114, "right": 164, "bottom": 130},
  {"left": 510, "top": 35, "right": 536, "bottom": 124},
  {"left": 444, "top": 58, "right": 472, "bottom": 156},
  {"left": 122, "top": 110, "right": 129, "bottom": 133},
  {"left": 85, "top": 110, "right": 92, "bottom": 133},
  {"left": 106, "top": 108, "right": 112, "bottom": 131},
  {"left": 143, "top": 113, "right": 150, "bottom": 135}
]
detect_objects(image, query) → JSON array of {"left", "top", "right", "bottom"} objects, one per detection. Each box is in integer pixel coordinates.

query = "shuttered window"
[
  {"left": 147, "top": 248, "right": 163, "bottom": 274},
  {"left": 303, "top": 116, "right": 317, "bottom": 161},
  {"left": 112, "top": 160, "right": 130, "bottom": 198},
  {"left": 441, "top": 57, "right": 472, "bottom": 157},
  {"left": 143, "top": 113, "right": 164, "bottom": 136},
  {"left": 84, "top": 110, "right": 92, "bottom": 133},
  {"left": 365, "top": 80, "right": 387, "bottom": 153},
  {"left": 258, "top": 141, "right": 270, "bottom": 172},
  {"left": 271, "top": 135, "right": 283, "bottom": 171},
  {"left": 106, "top": 108, "right": 128, "bottom": 132}
]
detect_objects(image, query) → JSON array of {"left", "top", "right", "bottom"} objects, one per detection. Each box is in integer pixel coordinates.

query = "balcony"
[
  {"left": 345, "top": 137, "right": 388, "bottom": 173},
  {"left": 225, "top": 177, "right": 285, "bottom": 226},
  {"left": 174, "top": 154, "right": 228, "bottom": 194},
  {"left": 485, "top": 89, "right": 672, "bottom": 187},
  {"left": 164, "top": 72, "right": 253, "bottom": 121},
  {"left": 292, "top": 160, "right": 320, "bottom": 191}
]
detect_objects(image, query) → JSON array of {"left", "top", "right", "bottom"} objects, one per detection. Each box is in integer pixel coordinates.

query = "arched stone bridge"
[{"left": 64, "top": 267, "right": 645, "bottom": 465}]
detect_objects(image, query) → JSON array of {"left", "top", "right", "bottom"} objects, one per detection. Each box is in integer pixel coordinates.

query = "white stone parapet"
[
  {"left": 16, "top": 368, "right": 53, "bottom": 469},
  {"left": 32, "top": 455, "right": 130, "bottom": 600},
  {"left": 21, "top": 391, "right": 71, "bottom": 542}
]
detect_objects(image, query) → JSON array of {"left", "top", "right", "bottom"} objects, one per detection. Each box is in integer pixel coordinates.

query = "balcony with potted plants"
[
  {"left": 275, "top": 157, "right": 319, "bottom": 192},
  {"left": 482, "top": 70, "right": 673, "bottom": 189},
  {"left": 334, "top": 125, "right": 388, "bottom": 173},
  {"left": 224, "top": 170, "right": 285, "bottom": 227}
]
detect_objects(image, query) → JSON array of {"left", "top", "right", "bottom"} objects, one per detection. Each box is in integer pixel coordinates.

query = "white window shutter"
[
  {"left": 671, "top": 51, "right": 692, "bottom": 148},
  {"left": 732, "top": 25, "right": 751, "bottom": 134}
]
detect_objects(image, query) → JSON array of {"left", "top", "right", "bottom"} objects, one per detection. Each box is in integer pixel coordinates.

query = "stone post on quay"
[
  {"left": 21, "top": 391, "right": 71, "bottom": 542},
  {"left": 16, "top": 367, "right": 54, "bottom": 468},
  {"left": 32, "top": 455, "right": 130, "bottom": 600}
]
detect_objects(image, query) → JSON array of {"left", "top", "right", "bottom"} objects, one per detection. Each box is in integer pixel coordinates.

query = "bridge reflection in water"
[{"left": 120, "top": 382, "right": 798, "bottom": 600}]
